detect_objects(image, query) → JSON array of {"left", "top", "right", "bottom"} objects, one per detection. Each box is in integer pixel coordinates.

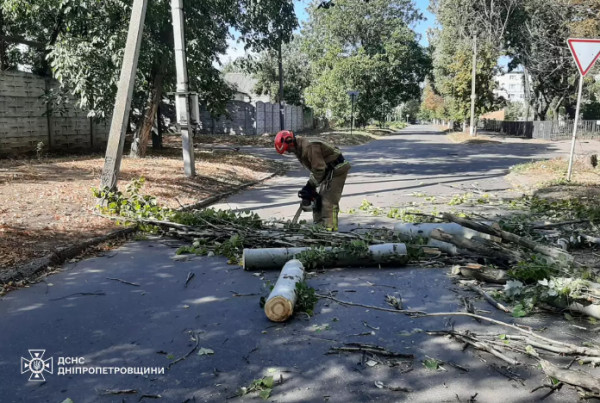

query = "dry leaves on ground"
[{"left": 0, "top": 147, "right": 281, "bottom": 271}]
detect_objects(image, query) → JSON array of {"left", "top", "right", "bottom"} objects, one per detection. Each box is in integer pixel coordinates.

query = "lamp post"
[{"left": 347, "top": 90, "right": 359, "bottom": 135}]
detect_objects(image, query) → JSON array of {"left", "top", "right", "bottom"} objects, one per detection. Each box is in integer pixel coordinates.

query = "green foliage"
[
  {"left": 172, "top": 209, "right": 262, "bottom": 229},
  {"left": 3, "top": 0, "right": 297, "bottom": 121},
  {"left": 295, "top": 281, "right": 318, "bottom": 316},
  {"left": 238, "top": 376, "right": 275, "bottom": 400},
  {"left": 295, "top": 240, "right": 370, "bottom": 270},
  {"left": 92, "top": 178, "right": 173, "bottom": 231},
  {"left": 505, "top": 101, "right": 524, "bottom": 121},
  {"left": 508, "top": 255, "right": 558, "bottom": 284},
  {"left": 303, "top": 0, "right": 430, "bottom": 126},
  {"left": 242, "top": 38, "right": 311, "bottom": 106}
]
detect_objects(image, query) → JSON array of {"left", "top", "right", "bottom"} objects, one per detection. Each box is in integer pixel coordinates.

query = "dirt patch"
[
  {"left": 447, "top": 131, "right": 501, "bottom": 144},
  {"left": 506, "top": 157, "right": 600, "bottom": 192},
  {"left": 0, "top": 146, "right": 282, "bottom": 272}
]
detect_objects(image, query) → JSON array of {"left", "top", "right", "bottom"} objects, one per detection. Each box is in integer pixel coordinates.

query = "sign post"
[
  {"left": 566, "top": 38, "right": 600, "bottom": 181},
  {"left": 347, "top": 90, "right": 359, "bottom": 136}
]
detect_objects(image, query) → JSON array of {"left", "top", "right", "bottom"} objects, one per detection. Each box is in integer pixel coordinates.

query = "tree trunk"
[
  {"left": 130, "top": 64, "right": 166, "bottom": 158},
  {"left": 0, "top": 8, "right": 9, "bottom": 71},
  {"left": 152, "top": 104, "right": 163, "bottom": 149}
]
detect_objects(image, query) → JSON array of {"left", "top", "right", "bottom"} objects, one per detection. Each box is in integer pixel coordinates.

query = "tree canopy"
[{"left": 302, "top": 0, "right": 430, "bottom": 126}]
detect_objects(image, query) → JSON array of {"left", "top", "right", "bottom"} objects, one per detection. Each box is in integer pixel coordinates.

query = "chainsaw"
[{"left": 292, "top": 194, "right": 322, "bottom": 224}]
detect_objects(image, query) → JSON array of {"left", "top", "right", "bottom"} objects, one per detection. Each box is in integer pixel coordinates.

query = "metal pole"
[
  {"left": 350, "top": 95, "right": 354, "bottom": 136},
  {"left": 278, "top": 41, "right": 284, "bottom": 131},
  {"left": 171, "top": 0, "right": 195, "bottom": 177},
  {"left": 100, "top": 0, "right": 148, "bottom": 190},
  {"left": 567, "top": 74, "right": 584, "bottom": 181},
  {"left": 469, "top": 35, "right": 477, "bottom": 136}
]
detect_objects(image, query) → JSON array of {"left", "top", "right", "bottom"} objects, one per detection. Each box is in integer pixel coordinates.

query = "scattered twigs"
[
  {"left": 445, "top": 332, "right": 520, "bottom": 365},
  {"left": 531, "top": 382, "right": 563, "bottom": 400},
  {"left": 491, "top": 363, "right": 525, "bottom": 385},
  {"left": 106, "top": 277, "right": 140, "bottom": 287},
  {"left": 328, "top": 343, "right": 414, "bottom": 359},
  {"left": 316, "top": 294, "right": 600, "bottom": 357},
  {"left": 50, "top": 291, "right": 106, "bottom": 301},
  {"left": 167, "top": 332, "right": 200, "bottom": 370},
  {"left": 184, "top": 272, "right": 195, "bottom": 288},
  {"left": 467, "top": 284, "right": 511, "bottom": 313}
]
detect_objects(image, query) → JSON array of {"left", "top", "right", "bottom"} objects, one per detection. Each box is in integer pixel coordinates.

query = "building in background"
[{"left": 494, "top": 72, "right": 526, "bottom": 103}]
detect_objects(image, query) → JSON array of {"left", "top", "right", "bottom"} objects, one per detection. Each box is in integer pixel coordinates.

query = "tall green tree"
[
  {"left": 2, "top": 0, "right": 297, "bottom": 156},
  {"left": 429, "top": 0, "right": 518, "bottom": 125},
  {"left": 504, "top": 0, "right": 600, "bottom": 120},
  {"left": 244, "top": 38, "right": 311, "bottom": 106},
  {"left": 302, "top": 0, "right": 429, "bottom": 126}
]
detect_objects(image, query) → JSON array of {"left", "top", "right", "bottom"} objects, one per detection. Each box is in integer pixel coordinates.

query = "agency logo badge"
[{"left": 21, "top": 349, "right": 53, "bottom": 381}]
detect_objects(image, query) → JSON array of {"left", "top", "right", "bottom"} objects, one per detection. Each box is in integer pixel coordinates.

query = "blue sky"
[
  {"left": 293, "top": 0, "right": 435, "bottom": 45},
  {"left": 221, "top": 0, "right": 436, "bottom": 64}
]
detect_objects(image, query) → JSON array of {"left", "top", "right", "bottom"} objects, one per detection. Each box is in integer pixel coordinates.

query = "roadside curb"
[{"left": 1, "top": 170, "right": 282, "bottom": 285}]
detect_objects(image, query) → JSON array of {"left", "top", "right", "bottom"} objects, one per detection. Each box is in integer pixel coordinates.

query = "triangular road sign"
[{"left": 568, "top": 38, "right": 600, "bottom": 76}]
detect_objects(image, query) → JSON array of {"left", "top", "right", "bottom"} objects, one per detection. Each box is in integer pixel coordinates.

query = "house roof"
[{"left": 224, "top": 73, "right": 258, "bottom": 97}]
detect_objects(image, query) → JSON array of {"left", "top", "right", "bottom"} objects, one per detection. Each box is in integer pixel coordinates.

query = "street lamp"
[{"left": 347, "top": 90, "right": 359, "bottom": 135}]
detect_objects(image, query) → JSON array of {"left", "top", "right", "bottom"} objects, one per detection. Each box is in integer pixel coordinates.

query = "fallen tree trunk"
[
  {"left": 264, "top": 259, "right": 305, "bottom": 322},
  {"left": 430, "top": 229, "right": 521, "bottom": 268},
  {"left": 394, "top": 222, "right": 500, "bottom": 242},
  {"left": 243, "top": 243, "right": 408, "bottom": 271},
  {"left": 442, "top": 213, "right": 573, "bottom": 265}
]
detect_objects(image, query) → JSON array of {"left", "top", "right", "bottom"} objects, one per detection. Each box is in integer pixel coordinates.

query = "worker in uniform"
[{"left": 274, "top": 130, "right": 351, "bottom": 231}]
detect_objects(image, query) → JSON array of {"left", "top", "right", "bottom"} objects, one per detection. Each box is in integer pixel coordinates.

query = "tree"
[
  {"left": 2, "top": 0, "right": 298, "bottom": 157},
  {"left": 244, "top": 38, "right": 311, "bottom": 106},
  {"left": 302, "top": 0, "right": 429, "bottom": 126},
  {"left": 419, "top": 82, "right": 446, "bottom": 122},
  {"left": 503, "top": 0, "right": 600, "bottom": 121},
  {"left": 429, "top": 0, "right": 516, "bottom": 126}
]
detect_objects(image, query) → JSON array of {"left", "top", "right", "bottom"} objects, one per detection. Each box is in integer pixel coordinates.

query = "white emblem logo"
[{"left": 21, "top": 349, "right": 53, "bottom": 381}]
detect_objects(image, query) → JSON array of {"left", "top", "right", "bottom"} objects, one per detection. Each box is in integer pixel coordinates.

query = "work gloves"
[
  {"left": 298, "top": 182, "right": 321, "bottom": 212},
  {"left": 298, "top": 182, "right": 318, "bottom": 200}
]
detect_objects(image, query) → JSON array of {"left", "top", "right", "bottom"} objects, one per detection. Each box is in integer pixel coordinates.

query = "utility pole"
[
  {"left": 469, "top": 34, "right": 477, "bottom": 136},
  {"left": 100, "top": 0, "right": 148, "bottom": 190},
  {"left": 278, "top": 40, "right": 284, "bottom": 131},
  {"left": 171, "top": 0, "right": 195, "bottom": 177}
]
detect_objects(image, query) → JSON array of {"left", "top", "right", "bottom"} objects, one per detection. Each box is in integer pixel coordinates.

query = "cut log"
[
  {"left": 459, "top": 264, "right": 509, "bottom": 284},
  {"left": 243, "top": 243, "right": 408, "bottom": 271},
  {"left": 394, "top": 222, "right": 500, "bottom": 242},
  {"left": 442, "top": 213, "right": 573, "bottom": 265},
  {"left": 264, "top": 259, "right": 305, "bottom": 322},
  {"left": 540, "top": 359, "right": 600, "bottom": 394},
  {"left": 429, "top": 229, "right": 521, "bottom": 268}
]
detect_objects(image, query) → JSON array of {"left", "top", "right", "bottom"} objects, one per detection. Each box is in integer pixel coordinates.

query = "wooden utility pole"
[
  {"left": 100, "top": 0, "right": 148, "bottom": 190},
  {"left": 171, "top": 0, "right": 195, "bottom": 177},
  {"left": 469, "top": 35, "right": 477, "bottom": 136}
]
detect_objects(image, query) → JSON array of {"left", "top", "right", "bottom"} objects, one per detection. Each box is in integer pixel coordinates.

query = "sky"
[{"left": 219, "top": 0, "right": 437, "bottom": 65}]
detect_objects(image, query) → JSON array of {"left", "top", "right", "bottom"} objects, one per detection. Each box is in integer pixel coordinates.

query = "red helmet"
[{"left": 274, "top": 130, "right": 295, "bottom": 154}]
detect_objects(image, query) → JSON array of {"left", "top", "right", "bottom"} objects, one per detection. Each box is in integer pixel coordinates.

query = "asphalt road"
[{"left": 1, "top": 125, "right": 598, "bottom": 403}]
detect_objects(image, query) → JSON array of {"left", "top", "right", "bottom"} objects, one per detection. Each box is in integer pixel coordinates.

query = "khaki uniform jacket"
[{"left": 293, "top": 137, "right": 342, "bottom": 187}]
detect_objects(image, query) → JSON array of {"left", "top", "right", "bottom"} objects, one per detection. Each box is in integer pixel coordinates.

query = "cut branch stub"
[{"left": 264, "top": 259, "right": 305, "bottom": 322}]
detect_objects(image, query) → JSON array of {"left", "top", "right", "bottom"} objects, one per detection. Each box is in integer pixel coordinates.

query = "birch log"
[
  {"left": 264, "top": 259, "right": 305, "bottom": 322},
  {"left": 243, "top": 244, "right": 408, "bottom": 271}
]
